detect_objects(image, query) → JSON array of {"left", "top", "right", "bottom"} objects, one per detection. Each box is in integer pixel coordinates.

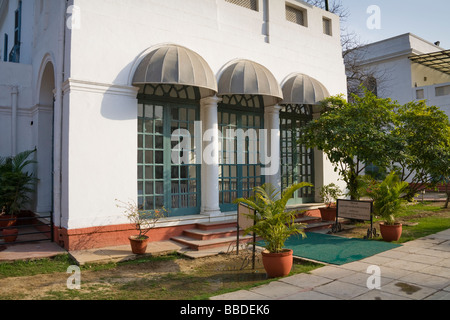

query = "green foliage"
[
  {"left": 234, "top": 183, "right": 312, "bottom": 253},
  {"left": 0, "top": 149, "right": 37, "bottom": 216},
  {"left": 392, "top": 100, "right": 450, "bottom": 198},
  {"left": 361, "top": 172, "right": 409, "bottom": 225},
  {"left": 318, "top": 183, "right": 343, "bottom": 208},
  {"left": 298, "top": 88, "right": 450, "bottom": 201},
  {"left": 298, "top": 89, "right": 398, "bottom": 200}
]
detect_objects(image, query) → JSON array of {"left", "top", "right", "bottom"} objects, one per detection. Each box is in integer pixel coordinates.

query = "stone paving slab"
[
  {"left": 313, "top": 280, "right": 370, "bottom": 300},
  {"left": 69, "top": 240, "right": 186, "bottom": 265},
  {"left": 279, "top": 273, "right": 333, "bottom": 288},
  {"left": 0, "top": 242, "right": 67, "bottom": 262}
]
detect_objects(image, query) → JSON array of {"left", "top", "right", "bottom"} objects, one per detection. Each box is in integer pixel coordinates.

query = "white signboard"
[{"left": 337, "top": 200, "right": 373, "bottom": 221}]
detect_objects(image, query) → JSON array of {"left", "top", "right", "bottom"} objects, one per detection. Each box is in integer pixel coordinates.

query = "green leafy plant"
[
  {"left": 362, "top": 172, "right": 409, "bottom": 225},
  {"left": 234, "top": 183, "right": 312, "bottom": 253},
  {"left": 298, "top": 89, "right": 399, "bottom": 200},
  {"left": 0, "top": 149, "right": 37, "bottom": 216},
  {"left": 392, "top": 101, "right": 450, "bottom": 200},
  {"left": 116, "top": 199, "right": 167, "bottom": 239},
  {"left": 318, "top": 183, "right": 343, "bottom": 208}
]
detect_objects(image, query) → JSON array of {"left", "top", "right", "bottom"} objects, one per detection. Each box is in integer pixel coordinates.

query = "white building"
[
  {"left": 353, "top": 33, "right": 450, "bottom": 118},
  {"left": 0, "top": 0, "right": 346, "bottom": 250}
]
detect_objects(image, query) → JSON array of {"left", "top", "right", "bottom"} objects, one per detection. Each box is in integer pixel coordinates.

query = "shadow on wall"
[{"left": 100, "top": 59, "right": 138, "bottom": 121}]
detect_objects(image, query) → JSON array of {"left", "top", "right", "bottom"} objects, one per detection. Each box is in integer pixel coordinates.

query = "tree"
[
  {"left": 298, "top": 89, "right": 398, "bottom": 199},
  {"left": 299, "top": 92, "right": 450, "bottom": 203},
  {"left": 392, "top": 101, "right": 450, "bottom": 201}
]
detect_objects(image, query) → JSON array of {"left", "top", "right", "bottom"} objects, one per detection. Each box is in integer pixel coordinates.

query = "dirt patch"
[{"left": 0, "top": 252, "right": 286, "bottom": 300}]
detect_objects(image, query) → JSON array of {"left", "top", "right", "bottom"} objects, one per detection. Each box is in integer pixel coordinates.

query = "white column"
[
  {"left": 200, "top": 96, "right": 222, "bottom": 217},
  {"left": 10, "top": 86, "right": 19, "bottom": 157},
  {"left": 264, "top": 104, "right": 282, "bottom": 193}
]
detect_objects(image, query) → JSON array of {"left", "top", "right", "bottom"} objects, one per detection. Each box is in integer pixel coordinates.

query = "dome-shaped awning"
[
  {"left": 218, "top": 59, "right": 283, "bottom": 106},
  {"left": 132, "top": 45, "right": 218, "bottom": 98},
  {"left": 281, "top": 73, "right": 330, "bottom": 105}
]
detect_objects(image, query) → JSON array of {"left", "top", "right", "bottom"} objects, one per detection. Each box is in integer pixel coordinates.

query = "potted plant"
[
  {"left": 116, "top": 199, "right": 167, "bottom": 254},
  {"left": 2, "top": 225, "right": 19, "bottom": 243},
  {"left": 235, "top": 182, "right": 312, "bottom": 278},
  {"left": 363, "top": 172, "right": 409, "bottom": 242},
  {"left": 318, "top": 183, "right": 343, "bottom": 221},
  {"left": 0, "top": 150, "right": 37, "bottom": 242}
]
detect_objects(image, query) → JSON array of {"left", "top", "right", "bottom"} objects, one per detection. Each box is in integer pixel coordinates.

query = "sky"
[{"left": 340, "top": 0, "right": 450, "bottom": 49}]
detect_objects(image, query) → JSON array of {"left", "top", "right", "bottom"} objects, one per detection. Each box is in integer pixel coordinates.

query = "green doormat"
[{"left": 282, "top": 232, "right": 402, "bottom": 265}]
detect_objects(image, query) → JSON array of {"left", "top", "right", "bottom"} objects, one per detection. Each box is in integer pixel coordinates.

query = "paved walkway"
[{"left": 211, "top": 229, "right": 450, "bottom": 300}]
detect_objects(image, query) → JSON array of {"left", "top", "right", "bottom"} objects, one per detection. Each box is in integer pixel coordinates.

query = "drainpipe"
[
  {"left": 53, "top": 0, "right": 67, "bottom": 233},
  {"left": 11, "top": 86, "right": 18, "bottom": 157}
]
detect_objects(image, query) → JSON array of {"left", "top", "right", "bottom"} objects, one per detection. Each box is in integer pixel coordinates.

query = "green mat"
[{"left": 281, "top": 232, "right": 402, "bottom": 265}]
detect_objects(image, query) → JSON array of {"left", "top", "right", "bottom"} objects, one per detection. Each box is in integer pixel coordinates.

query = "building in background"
[
  {"left": 0, "top": 0, "right": 346, "bottom": 250},
  {"left": 351, "top": 33, "right": 450, "bottom": 118}
]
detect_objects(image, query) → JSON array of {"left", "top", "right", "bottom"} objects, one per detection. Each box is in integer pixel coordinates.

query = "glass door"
[
  {"left": 138, "top": 102, "right": 200, "bottom": 216},
  {"left": 218, "top": 95, "right": 265, "bottom": 212},
  {"left": 280, "top": 104, "right": 315, "bottom": 204}
]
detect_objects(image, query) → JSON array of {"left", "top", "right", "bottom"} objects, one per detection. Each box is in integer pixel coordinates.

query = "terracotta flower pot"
[
  {"left": 319, "top": 207, "right": 337, "bottom": 222},
  {"left": 2, "top": 228, "right": 18, "bottom": 243},
  {"left": 261, "top": 249, "right": 294, "bottom": 278},
  {"left": 379, "top": 223, "right": 402, "bottom": 242},
  {"left": 0, "top": 215, "right": 17, "bottom": 230},
  {"left": 129, "top": 235, "right": 150, "bottom": 254}
]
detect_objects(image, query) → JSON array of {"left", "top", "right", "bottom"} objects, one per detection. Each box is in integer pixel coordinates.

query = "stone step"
[
  {"left": 171, "top": 217, "right": 351, "bottom": 252},
  {"left": 196, "top": 221, "right": 237, "bottom": 231},
  {"left": 171, "top": 234, "right": 255, "bottom": 251},
  {"left": 183, "top": 226, "right": 241, "bottom": 241},
  {"left": 295, "top": 216, "right": 323, "bottom": 224}
]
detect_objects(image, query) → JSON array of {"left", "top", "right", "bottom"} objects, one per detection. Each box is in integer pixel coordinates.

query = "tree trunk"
[
  {"left": 445, "top": 184, "right": 449, "bottom": 209},
  {"left": 348, "top": 167, "right": 359, "bottom": 200}
]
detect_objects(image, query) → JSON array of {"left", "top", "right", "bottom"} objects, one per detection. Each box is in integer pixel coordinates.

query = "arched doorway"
[
  {"left": 217, "top": 59, "right": 283, "bottom": 211},
  {"left": 280, "top": 73, "right": 330, "bottom": 204},
  {"left": 35, "top": 61, "right": 55, "bottom": 214}
]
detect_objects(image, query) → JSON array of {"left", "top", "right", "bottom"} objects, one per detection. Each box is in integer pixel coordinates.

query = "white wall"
[
  {"left": 1, "top": 0, "right": 347, "bottom": 230},
  {"left": 0, "top": 61, "right": 33, "bottom": 157},
  {"left": 57, "top": 0, "right": 346, "bottom": 229}
]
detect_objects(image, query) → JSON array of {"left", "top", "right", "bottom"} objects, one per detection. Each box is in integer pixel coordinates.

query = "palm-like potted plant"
[
  {"left": 318, "top": 183, "right": 343, "bottom": 221},
  {"left": 0, "top": 150, "right": 37, "bottom": 243},
  {"left": 116, "top": 199, "right": 167, "bottom": 254},
  {"left": 363, "top": 172, "right": 409, "bottom": 242},
  {"left": 234, "top": 182, "right": 312, "bottom": 278}
]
